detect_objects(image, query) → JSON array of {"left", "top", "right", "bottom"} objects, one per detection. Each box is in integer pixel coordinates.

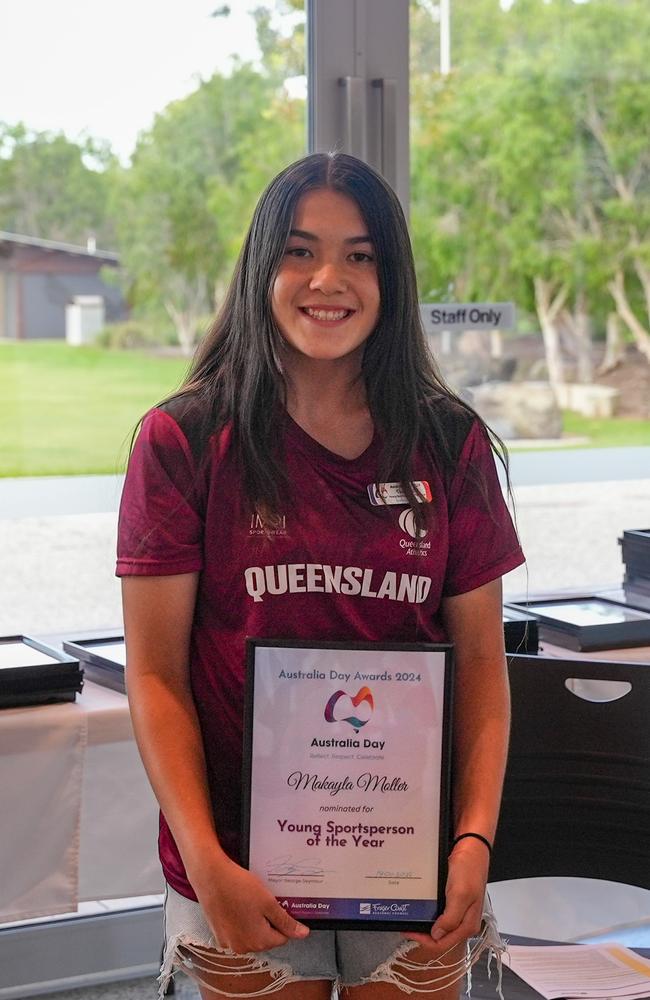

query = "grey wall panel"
[
  {"left": 22, "top": 273, "right": 126, "bottom": 340},
  {"left": 0, "top": 272, "right": 19, "bottom": 340},
  {"left": 0, "top": 272, "right": 6, "bottom": 338},
  {"left": 0, "top": 906, "right": 162, "bottom": 998}
]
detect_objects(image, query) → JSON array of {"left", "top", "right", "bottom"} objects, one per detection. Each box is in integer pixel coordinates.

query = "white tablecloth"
[{"left": 0, "top": 681, "right": 162, "bottom": 923}]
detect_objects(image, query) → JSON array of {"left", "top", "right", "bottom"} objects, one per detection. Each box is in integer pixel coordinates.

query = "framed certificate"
[
  {"left": 242, "top": 639, "right": 453, "bottom": 930},
  {"left": 506, "top": 597, "right": 650, "bottom": 651}
]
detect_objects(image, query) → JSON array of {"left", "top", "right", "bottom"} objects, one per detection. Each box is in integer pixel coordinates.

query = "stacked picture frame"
[
  {"left": 63, "top": 634, "right": 126, "bottom": 693},
  {"left": 505, "top": 595, "right": 650, "bottom": 653},
  {"left": 620, "top": 528, "right": 650, "bottom": 611},
  {"left": 0, "top": 635, "right": 83, "bottom": 708},
  {"left": 503, "top": 608, "right": 539, "bottom": 654}
]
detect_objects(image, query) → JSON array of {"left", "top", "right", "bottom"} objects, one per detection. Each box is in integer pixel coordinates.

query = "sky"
[
  {"left": 2, "top": 1, "right": 590, "bottom": 163},
  {"left": 0, "top": 0, "right": 264, "bottom": 162}
]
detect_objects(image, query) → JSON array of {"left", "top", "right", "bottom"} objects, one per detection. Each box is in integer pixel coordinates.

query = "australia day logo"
[{"left": 324, "top": 686, "right": 374, "bottom": 733}]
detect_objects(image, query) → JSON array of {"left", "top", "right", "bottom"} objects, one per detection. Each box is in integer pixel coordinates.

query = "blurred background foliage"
[{"left": 1, "top": 0, "right": 650, "bottom": 376}]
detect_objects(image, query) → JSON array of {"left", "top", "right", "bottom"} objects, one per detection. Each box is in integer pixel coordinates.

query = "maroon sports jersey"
[{"left": 117, "top": 399, "right": 524, "bottom": 900}]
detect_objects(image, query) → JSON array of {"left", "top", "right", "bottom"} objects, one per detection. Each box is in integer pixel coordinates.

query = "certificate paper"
[{"left": 243, "top": 640, "right": 453, "bottom": 930}]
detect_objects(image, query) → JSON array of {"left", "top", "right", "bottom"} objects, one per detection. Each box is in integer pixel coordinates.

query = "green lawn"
[
  {"left": 0, "top": 341, "right": 190, "bottom": 476},
  {"left": 559, "top": 410, "right": 650, "bottom": 448},
  {"left": 508, "top": 411, "right": 650, "bottom": 451},
  {"left": 1, "top": 341, "right": 648, "bottom": 476}
]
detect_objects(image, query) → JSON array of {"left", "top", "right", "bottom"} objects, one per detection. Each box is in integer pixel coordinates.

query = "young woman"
[{"left": 117, "top": 152, "right": 524, "bottom": 999}]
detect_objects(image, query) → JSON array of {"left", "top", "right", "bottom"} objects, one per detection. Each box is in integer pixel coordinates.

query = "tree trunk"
[
  {"left": 608, "top": 268, "right": 650, "bottom": 363},
  {"left": 489, "top": 329, "right": 503, "bottom": 359},
  {"left": 597, "top": 312, "right": 625, "bottom": 375},
  {"left": 572, "top": 291, "right": 593, "bottom": 383},
  {"left": 164, "top": 275, "right": 208, "bottom": 355},
  {"left": 165, "top": 301, "right": 198, "bottom": 356},
  {"left": 534, "top": 277, "right": 567, "bottom": 388}
]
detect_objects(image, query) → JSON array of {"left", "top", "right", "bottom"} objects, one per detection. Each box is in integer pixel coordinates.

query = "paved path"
[
  {"left": 507, "top": 445, "right": 650, "bottom": 485},
  {"left": 1, "top": 447, "right": 649, "bottom": 520},
  {"left": 1, "top": 475, "right": 648, "bottom": 635}
]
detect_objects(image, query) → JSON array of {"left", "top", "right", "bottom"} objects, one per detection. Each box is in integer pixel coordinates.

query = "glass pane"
[
  {"left": 0, "top": 1, "right": 306, "bottom": 635},
  {"left": 410, "top": 0, "right": 650, "bottom": 596}
]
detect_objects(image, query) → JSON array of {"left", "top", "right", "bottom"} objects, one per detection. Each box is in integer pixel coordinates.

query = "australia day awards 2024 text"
[{"left": 243, "top": 640, "right": 452, "bottom": 929}]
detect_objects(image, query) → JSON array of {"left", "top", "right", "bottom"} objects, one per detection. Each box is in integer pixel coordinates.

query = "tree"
[
  {"left": 573, "top": 0, "right": 650, "bottom": 363},
  {"left": 251, "top": 0, "right": 306, "bottom": 83},
  {"left": 112, "top": 57, "right": 304, "bottom": 352},
  {"left": 0, "top": 123, "right": 117, "bottom": 247},
  {"left": 410, "top": 0, "right": 650, "bottom": 385}
]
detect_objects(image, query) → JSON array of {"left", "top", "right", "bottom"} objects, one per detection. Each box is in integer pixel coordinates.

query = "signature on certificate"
[
  {"left": 372, "top": 870, "right": 418, "bottom": 879},
  {"left": 266, "top": 855, "right": 329, "bottom": 877}
]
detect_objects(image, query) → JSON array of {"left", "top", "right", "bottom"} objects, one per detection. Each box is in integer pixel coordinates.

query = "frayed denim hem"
[
  {"left": 158, "top": 932, "right": 322, "bottom": 999},
  {"left": 345, "top": 895, "right": 506, "bottom": 997}
]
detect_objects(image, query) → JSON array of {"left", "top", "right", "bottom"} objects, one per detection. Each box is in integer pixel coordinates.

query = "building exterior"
[{"left": 0, "top": 232, "right": 126, "bottom": 340}]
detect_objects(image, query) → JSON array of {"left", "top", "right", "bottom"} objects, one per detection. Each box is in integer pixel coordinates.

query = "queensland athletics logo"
[
  {"left": 324, "top": 686, "right": 374, "bottom": 733},
  {"left": 399, "top": 508, "right": 428, "bottom": 540}
]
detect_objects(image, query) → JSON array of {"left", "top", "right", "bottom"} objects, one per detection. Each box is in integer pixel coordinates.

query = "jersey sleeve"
[
  {"left": 116, "top": 408, "right": 204, "bottom": 577},
  {"left": 443, "top": 420, "right": 524, "bottom": 596}
]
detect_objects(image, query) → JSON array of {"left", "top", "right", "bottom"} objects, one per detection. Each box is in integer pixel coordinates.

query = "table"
[
  {"left": 0, "top": 677, "right": 162, "bottom": 924},
  {"left": 465, "top": 938, "right": 650, "bottom": 999},
  {"left": 1, "top": 614, "right": 648, "bottom": 939}
]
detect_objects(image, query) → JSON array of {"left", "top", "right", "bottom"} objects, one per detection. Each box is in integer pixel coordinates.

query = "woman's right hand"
[{"left": 192, "top": 855, "right": 310, "bottom": 954}]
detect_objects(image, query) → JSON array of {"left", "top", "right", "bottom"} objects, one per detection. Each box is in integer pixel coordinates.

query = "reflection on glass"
[
  {"left": 2, "top": 2, "right": 306, "bottom": 636},
  {"left": 0, "top": 642, "right": 61, "bottom": 669},
  {"left": 87, "top": 641, "right": 127, "bottom": 666},
  {"left": 533, "top": 601, "right": 647, "bottom": 628}
]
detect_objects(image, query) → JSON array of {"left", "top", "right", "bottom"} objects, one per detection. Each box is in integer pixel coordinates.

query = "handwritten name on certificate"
[{"left": 244, "top": 642, "right": 452, "bottom": 927}]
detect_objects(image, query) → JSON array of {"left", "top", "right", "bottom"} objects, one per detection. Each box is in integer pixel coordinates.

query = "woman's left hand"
[{"left": 402, "top": 836, "right": 489, "bottom": 954}]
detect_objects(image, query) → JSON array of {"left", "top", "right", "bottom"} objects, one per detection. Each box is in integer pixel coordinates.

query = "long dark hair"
[{"left": 162, "top": 152, "right": 510, "bottom": 527}]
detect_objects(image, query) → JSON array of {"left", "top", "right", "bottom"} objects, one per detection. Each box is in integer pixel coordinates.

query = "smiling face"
[{"left": 271, "top": 188, "right": 381, "bottom": 370}]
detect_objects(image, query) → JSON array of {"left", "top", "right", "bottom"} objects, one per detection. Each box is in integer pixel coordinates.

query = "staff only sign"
[{"left": 419, "top": 302, "right": 516, "bottom": 333}]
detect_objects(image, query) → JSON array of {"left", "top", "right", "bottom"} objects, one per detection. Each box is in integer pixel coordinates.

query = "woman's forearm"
[
  {"left": 122, "top": 575, "right": 230, "bottom": 884},
  {"left": 127, "top": 671, "right": 229, "bottom": 882}
]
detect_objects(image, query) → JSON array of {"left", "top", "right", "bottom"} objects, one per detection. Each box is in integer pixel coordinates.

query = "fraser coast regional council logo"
[{"left": 324, "top": 686, "right": 374, "bottom": 733}]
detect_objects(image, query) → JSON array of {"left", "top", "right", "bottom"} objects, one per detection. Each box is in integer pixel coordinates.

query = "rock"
[
  {"left": 469, "top": 381, "right": 563, "bottom": 439},
  {"left": 554, "top": 383, "right": 620, "bottom": 418}
]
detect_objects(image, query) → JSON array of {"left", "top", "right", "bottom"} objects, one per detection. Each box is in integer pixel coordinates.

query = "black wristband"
[{"left": 451, "top": 832, "right": 493, "bottom": 855}]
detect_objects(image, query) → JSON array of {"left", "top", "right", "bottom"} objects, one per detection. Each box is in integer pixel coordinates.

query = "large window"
[
  {"left": 306, "top": 0, "right": 649, "bottom": 598},
  {"left": 408, "top": 0, "right": 650, "bottom": 597},
  {"left": 3, "top": 0, "right": 650, "bottom": 635},
  {"left": 0, "top": 0, "right": 306, "bottom": 635}
]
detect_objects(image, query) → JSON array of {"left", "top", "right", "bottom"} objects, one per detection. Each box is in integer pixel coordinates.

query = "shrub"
[{"left": 96, "top": 320, "right": 170, "bottom": 350}]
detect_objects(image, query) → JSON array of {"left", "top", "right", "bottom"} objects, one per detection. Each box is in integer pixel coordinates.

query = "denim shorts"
[{"left": 159, "top": 883, "right": 504, "bottom": 998}]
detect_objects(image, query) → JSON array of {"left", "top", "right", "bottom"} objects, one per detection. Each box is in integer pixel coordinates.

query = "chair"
[{"left": 489, "top": 653, "right": 650, "bottom": 890}]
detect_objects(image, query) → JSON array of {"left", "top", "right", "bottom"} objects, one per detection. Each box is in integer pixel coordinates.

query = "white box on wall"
[{"left": 65, "top": 295, "right": 105, "bottom": 346}]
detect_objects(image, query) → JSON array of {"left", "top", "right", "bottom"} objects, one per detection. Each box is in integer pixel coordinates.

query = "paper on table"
[{"left": 505, "top": 944, "right": 650, "bottom": 999}]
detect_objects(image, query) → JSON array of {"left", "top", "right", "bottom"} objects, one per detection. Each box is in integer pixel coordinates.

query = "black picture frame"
[
  {"left": 505, "top": 596, "right": 650, "bottom": 652},
  {"left": 62, "top": 634, "right": 126, "bottom": 693},
  {"left": 619, "top": 529, "right": 650, "bottom": 594},
  {"left": 596, "top": 587, "right": 650, "bottom": 614},
  {"left": 0, "top": 634, "right": 83, "bottom": 708},
  {"left": 242, "top": 638, "right": 453, "bottom": 931},
  {"left": 503, "top": 608, "right": 539, "bottom": 654}
]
